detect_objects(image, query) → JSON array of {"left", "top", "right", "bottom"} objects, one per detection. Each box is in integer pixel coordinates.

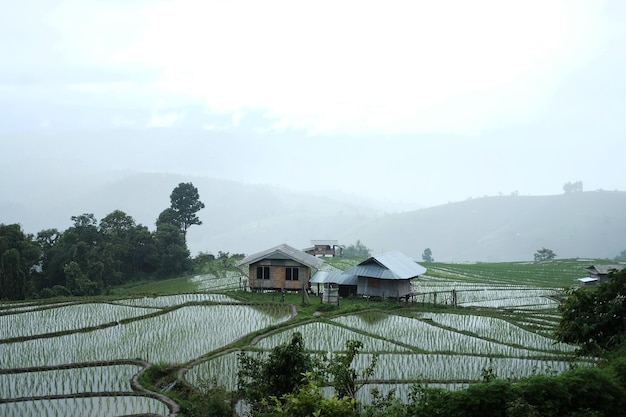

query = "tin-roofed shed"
[
  {"left": 586, "top": 264, "right": 625, "bottom": 282},
  {"left": 311, "top": 270, "right": 358, "bottom": 298},
  {"left": 351, "top": 251, "right": 427, "bottom": 299},
  {"left": 238, "top": 243, "right": 324, "bottom": 291}
]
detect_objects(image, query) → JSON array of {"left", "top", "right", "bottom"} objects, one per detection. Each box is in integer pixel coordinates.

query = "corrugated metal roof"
[
  {"left": 354, "top": 251, "right": 427, "bottom": 280},
  {"left": 311, "top": 271, "right": 343, "bottom": 284},
  {"left": 586, "top": 264, "right": 625, "bottom": 275},
  {"left": 238, "top": 243, "right": 324, "bottom": 270},
  {"left": 311, "top": 270, "right": 357, "bottom": 285}
]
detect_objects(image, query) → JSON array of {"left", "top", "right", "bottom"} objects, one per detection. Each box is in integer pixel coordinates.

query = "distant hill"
[
  {"left": 2, "top": 166, "right": 624, "bottom": 262},
  {"left": 0, "top": 170, "right": 378, "bottom": 256},
  {"left": 341, "top": 192, "right": 626, "bottom": 262}
]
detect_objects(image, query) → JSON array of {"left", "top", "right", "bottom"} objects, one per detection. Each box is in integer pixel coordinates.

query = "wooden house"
[
  {"left": 585, "top": 264, "right": 625, "bottom": 283},
  {"left": 238, "top": 243, "right": 324, "bottom": 292},
  {"left": 304, "top": 240, "right": 344, "bottom": 257}
]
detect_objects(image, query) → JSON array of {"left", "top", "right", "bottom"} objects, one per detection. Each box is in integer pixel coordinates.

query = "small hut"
[
  {"left": 238, "top": 243, "right": 324, "bottom": 292},
  {"left": 349, "top": 251, "right": 426, "bottom": 300}
]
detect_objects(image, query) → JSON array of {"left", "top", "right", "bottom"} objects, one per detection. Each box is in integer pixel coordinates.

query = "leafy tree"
[
  {"left": 556, "top": 267, "right": 626, "bottom": 355},
  {"left": 170, "top": 182, "right": 205, "bottom": 238},
  {"left": 534, "top": 247, "right": 556, "bottom": 262},
  {"left": 154, "top": 210, "right": 190, "bottom": 277},
  {"left": 343, "top": 240, "right": 371, "bottom": 258},
  {"left": 615, "top": 249, "right": 626, "bottom": 262},
  {"left": 422, "top": 247, "right": 434, "bottom": 262},
  {"left": 156, "top": 208, "right": 181, "bottom": 228},
  {"left": 269, "top": 373, "right": 357, "bottom": 417},
  {"left": 1, "top": 249, "right": 26, "bottom": 300},
  {"left": 63, "top": 260, "right": 98, "bottom": 296},
  {"left": 326, "top": 340, "right": 378, "bottom": 401},
  {"left": 563, "top": 181, "right": 583, "bottom": 193},
  {"left": 0, "top": 223, "right": 41, "bottom": 299},
  {"left": 237, "top": 332, "right": 314, "bottom": 412},
  {"left": 189, "top": 378, "right": 233, "bottom": 417}
]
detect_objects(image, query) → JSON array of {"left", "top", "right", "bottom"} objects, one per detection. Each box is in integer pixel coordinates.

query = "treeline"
[{"left": 0, "top": 182, "right": 204, "bottom": 300}]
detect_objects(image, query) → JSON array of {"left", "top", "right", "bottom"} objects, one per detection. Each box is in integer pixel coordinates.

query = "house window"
[
  {"left": 367, "top": 278, "right": 380, "bottom": 288},
  {"left": 257, "top": 266, "right": 270, "bottom": 280},
  {"left": 286, "top": 267, "right": 299, "bottom": 281}
]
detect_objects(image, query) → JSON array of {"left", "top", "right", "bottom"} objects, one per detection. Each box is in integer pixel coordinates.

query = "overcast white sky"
[{"left": 1, "top": 0, "right": 625, "bottom": 209}]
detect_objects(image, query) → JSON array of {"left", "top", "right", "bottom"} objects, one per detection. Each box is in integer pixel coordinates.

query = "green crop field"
[{"left": 0, "top": 258, "right": 603, "bottom": 416}]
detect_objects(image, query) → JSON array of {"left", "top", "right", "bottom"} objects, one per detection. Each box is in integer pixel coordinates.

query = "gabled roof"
[
  {"left": 352, "top": 250, "right": 427, "bottom": 280},
  {"left": 586, "top": 264, "right": 625, "bottom": 275},
  {"left": 238, "top": 243, "right": 324, "bottom": 270}
]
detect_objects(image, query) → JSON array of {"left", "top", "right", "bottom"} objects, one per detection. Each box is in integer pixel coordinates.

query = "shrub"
[
  {"left": 50, "top": 285, "right": 70, "bottom": 297},
  {"left": 562, "top": 366, "right": 626, "bottom": 416},
  {"left": 514, "top": 374, "right": 570, "bottom": 417}
]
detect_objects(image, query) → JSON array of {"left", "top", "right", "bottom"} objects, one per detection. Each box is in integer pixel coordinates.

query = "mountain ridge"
[
  {"left": 1, "top": 170, "right": 624, "bottom": 262},
  {"left": 344, "top": 191, "right": 626, "bottom": 262}
]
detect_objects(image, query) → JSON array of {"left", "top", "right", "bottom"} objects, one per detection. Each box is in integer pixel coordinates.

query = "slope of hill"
[
  {"left": 341, "top": 191, "right": 626, "bottom": 262},
  {"left": 0, "top": 170, "right": 378, "bottom": 256},
  {"left": 2, "top": 162, "right": 624, "bottom": 263}
]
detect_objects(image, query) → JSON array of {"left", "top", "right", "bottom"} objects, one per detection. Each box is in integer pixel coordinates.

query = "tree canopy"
[
  {"left": 0, "top": 182, "right": 198, "bottom": 300},
  {"left": 534, "top": 247, "right": 556, "bottom": 262},
  {"left": 556, "top": 267, "right": 626, "bottom": 355},
  {"left": 170, "top": 182, "right": 205, "bottom": 238},
  {"left": 237, "top": 332, "right": 375, "bottom": 416},
  {"left": 343, "top": 240, "right": 371, "bottom": 258},
  {"left": 0, "top": 223, "right": 40, "bottom": 300},
  {"left": 422, "top": 248, "right": 434, "bottom": 262}
]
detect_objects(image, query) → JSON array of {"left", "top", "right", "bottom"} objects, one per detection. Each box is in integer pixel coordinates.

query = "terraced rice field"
[{"left": 1, "top": 260, "right": 593, "bottom": 414}]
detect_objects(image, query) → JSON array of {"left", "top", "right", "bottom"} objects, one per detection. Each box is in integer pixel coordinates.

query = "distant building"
[
  {"left": 238, "top": 243, "right": 324, "bottom": 292},
  {"left": 585, "top": 264, "right": 625, "bottom": 283},
  {"left": 311, "top": 250, "right": 427, "bottom": 301},
  {"left": 303, "top": 240, "right": 344, "bottom": 257}
]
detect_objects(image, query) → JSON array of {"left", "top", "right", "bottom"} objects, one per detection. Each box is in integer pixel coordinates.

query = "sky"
[{"left": 1, "top": 0, "right": 625, "bottom": 210}]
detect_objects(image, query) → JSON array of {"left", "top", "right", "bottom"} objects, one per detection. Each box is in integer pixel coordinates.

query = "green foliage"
[
  {"left": 424, "top": 258, "right": 588, "bottom": 288},
  {"left": 343, "top": 240, "right": 371, "bottom": 258},
  {"left": 0, "top": 223, "right": 40, "bottom": 300},
  {"left": 326, "top": 340, "right": 377, "bottom": 400},
  {"left": 534, "top": 247, "right": 557, "bottom": 262},
  {"left": 269, "top": 373, "right": 356, "bottom": 417},
  {"left": 1, "top": 248, "right": 26, "bottom": 300},
  {"left": 361, "top": 388, "right": 404, "bottom": 417},
  {"left": 187, "top": 378, "right": 232, "bottom": 417},
  {"left": 557, "top": 268, "right": 626, "bottom": 355},
  {"left": 421, "top": 247, "right": 434, "bottom": 262},
  {"left": 515, "top": 374, "right": 570, "bottom": 417},
  {"left": 63, "top": 261, "right": 98, "bottom": 296},
  {"left": 561, "top": 366, "right": 626, "bottom": 417},
  {"left": 237, "top": 332, "right": 314, "bottom": 412},
  {"left": 154, "top": 222, "right": 190, "bottom": 277},
  {"left": 169, "top": 182, "right": 205, "bottom": 237},
  {"left": 401, "top": 367, "right": 626, "bottom": 417}
]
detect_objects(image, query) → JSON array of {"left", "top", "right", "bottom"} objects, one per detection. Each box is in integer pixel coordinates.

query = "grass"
[
  {"left": 423, "top": 258, "right": 605, "bottom": 288},
  {"left": 117, "top": 274, "right": 201, "bottom": 295}
]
